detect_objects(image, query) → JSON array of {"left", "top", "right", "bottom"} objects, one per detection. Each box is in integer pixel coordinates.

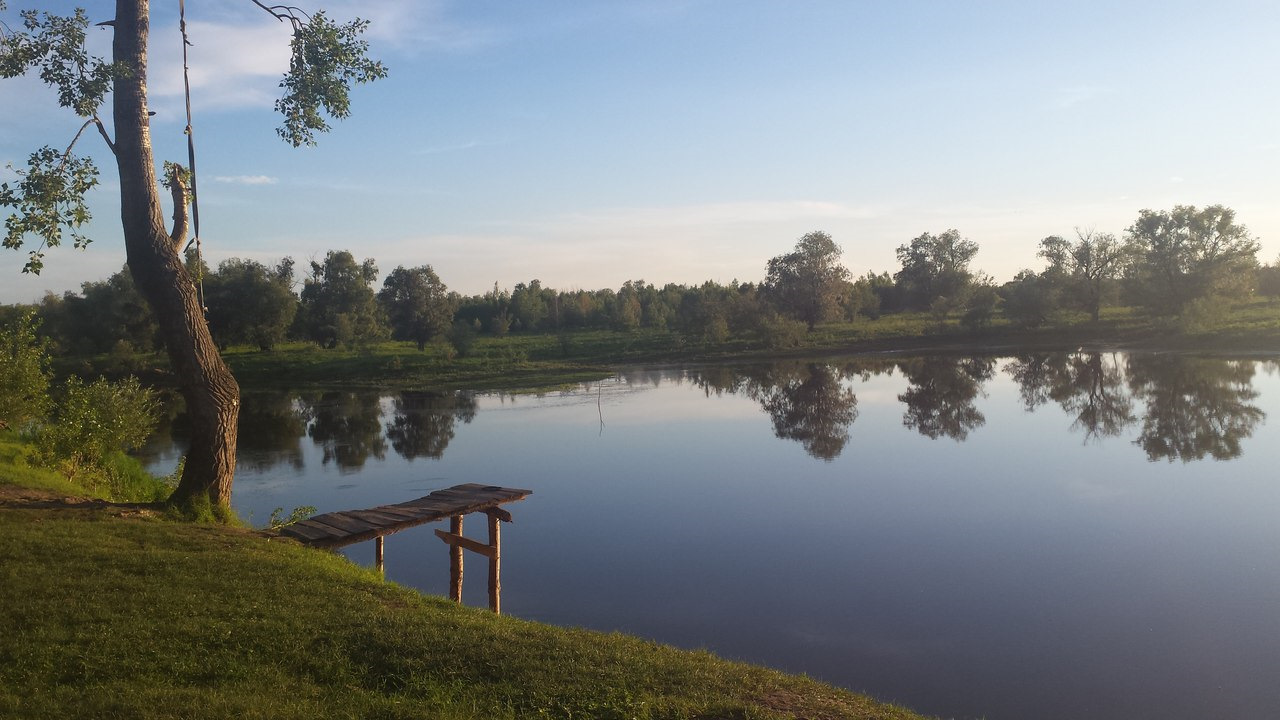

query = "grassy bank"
[
  {"left": 55, "top": 299, "right": 1280, "bottom": 392},
  {"left": 0, "top": 479, "right": 927, "bottom": 720}
]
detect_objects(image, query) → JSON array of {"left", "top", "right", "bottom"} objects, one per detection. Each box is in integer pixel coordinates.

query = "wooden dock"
[{"left": 279, "top": 483, "right": 532, "bottom": 613}]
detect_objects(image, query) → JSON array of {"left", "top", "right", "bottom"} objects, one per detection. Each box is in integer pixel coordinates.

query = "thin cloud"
[
  {"left": 541, "top": 200, "right": 879, "bottom": 233},
  {"left": 213, "top": 175, "right": 278, "bottom": 185},
  {"left": 1053, "top": 85, "right": 1112, "bottom": 109},
  {"left": 321, "top": 0, "right": 504, "bottom": 53},
  {"left": 148, "top": 20, "right": 292, "bottom": 113},
  {"left": 415, "top": 139, "right": 510, "bottom": 155}
]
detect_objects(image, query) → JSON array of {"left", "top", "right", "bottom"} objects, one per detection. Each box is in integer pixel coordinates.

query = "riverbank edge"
[
  {"left": 48, "top": 300, "right": 1280, "bottom": 392},
  {"left": 0, "top": 479, "right": 930, "bottom": 720},
  {"left": 229, "top": 314, "right": 1280, "bottom": 393}
]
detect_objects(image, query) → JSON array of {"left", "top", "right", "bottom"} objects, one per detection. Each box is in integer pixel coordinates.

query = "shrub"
[
  {"left": 759, "top": 313, "right": 806, "bottom": 349},
  {"left": 0, "top": 310, "right": 52, "bottom": 434},
  {"left": 447, "top": 320, "right": 477, "bottom": 358},
  {"left": 37, "top": 375, "right": 158, "bottom": 484}
]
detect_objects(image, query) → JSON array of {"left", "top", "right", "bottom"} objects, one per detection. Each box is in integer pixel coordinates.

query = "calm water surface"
[{"left": 144, "top": 352, "right": 1280, "bottom": 720}]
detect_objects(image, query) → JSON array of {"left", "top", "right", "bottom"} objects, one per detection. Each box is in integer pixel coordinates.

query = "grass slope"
[{"left": 0, "top": 493, "right": 927, "bottom": 720}]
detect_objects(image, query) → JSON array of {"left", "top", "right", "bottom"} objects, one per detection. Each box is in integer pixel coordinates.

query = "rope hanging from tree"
[{"left": 178, "top": 0, "right": 206, "bottom": 311}]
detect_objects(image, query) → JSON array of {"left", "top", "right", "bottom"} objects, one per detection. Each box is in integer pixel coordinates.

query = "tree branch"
[
  {"left": 166, "top": 168, "right": 189, "bottom": 249},
  {"left": 249, "top": 0, "right": 310, "bottom": 30},
  {"left": 92, "top": 115, "right": 115, "bottom": 154}
]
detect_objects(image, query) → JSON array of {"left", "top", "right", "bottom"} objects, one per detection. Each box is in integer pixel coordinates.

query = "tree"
[
  {"left": 894, "top": 229, "right": 979, "bottom": 311},
  {"left": 378, "top": 265, "right": 457, "bottom": 350},
  {"left": 960, "top": 277, "right": 1000, "bottom": 331},
  {"left": 299, "top": 250, "right": 386, "bottom": 348},
  {"left": 509, "top": 279, "right": 549, "bottom": 332},
  {"left": 1124, "top": 205, "right": 1260, "bottom": 317},
  {"left": 762, "top": 230, "right": 852, "bottom": 330},
  {"left": 204, "top": 258, "right": 298, "bottom": 351},
  {"left": 0, "top": 309, "right": 51, "bottom": 432},
  {"left": 1000, "top": 270, "right": 1059, "bottom": 328},
  {"left": 0, "top": 1, "right": 385, "bottom": 512},
  {"left": 47, "top": 266, "right": 158, "bottom": 354},
  {"left": 1258, "top": 255, "right": 1280, "bottom": 297},
  {"left": 1039, "top": 229, "right": 1130, "bottom": 321}
]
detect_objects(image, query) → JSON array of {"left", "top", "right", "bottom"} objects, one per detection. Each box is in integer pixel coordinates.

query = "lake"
[{"left": 143, "top": 351, "right": 1280, "bottom": 720}]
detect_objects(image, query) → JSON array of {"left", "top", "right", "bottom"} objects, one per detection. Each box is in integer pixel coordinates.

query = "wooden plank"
[
  {"left": 280, "top": 520, "right": 345, "bottom": 542},
  {"left": 346, "top": 509, "right": 410, "bottom": 526},
  {"left": 487, "top": 511, "right": 501, "bottom": 614},
  {"left": 484, "top": 507, "right": 513, "bottom": 523},
  {"left": 368, "top": 505, "right": 423, "bottom": 521},
  {"left": 434, "top": 529, "right": 497, "bottom": 559},
  {"left": 448, "top": 516, "right": 464, "bottom": 602},
  {"left": 309, "top": 512, "right": 380, "bottom": 535}
]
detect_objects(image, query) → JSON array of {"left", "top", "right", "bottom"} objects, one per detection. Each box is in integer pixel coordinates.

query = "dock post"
[
  {"left": 449, "top": 514, "right": 464, "bottom": 602},
  {"left": 486, "top": 510, "right": 501, "bottom": 614},
  {"left": 375, "top": 535, "right": 385, "bottom": 575}
]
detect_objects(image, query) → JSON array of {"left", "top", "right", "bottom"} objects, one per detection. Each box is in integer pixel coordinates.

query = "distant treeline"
[{"left": 6, "top": 204, "right": 1279, "bottom": 358}]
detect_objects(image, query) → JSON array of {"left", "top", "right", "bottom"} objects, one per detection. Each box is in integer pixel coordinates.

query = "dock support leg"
[
  {"left": 375, "top": 535, "right": 385, "bottom": 575},
  {"left": 449, "top": 514, "right": 464, "bottom": 602},
  {"left": 487, "top": 510, "right": 501, "bottom": 614}
]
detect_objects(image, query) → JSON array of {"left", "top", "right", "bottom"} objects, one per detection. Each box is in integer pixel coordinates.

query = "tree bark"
[{"left": 113, "top": 0, "right": 240, "bottom": 510}]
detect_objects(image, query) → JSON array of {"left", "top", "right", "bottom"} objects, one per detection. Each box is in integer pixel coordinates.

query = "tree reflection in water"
[
  {"left": 687, "top": 359, "right": 896, "bottom": 460},
  {"left": 896, "top": 356, "right": 995, "bottom": 441},
  {"left": 752, "top": 363, "right": 858, "bottom": 460},
  {"left": 139, "top": 353, "right": 1271, "bottom": 473},
  {"left": 1127, "top": 355, "right": 1264, "bottom": 462},
  {"left": 237, "top": 392, "right": 308, "bottom": 470},
  {"left": 1005, "top": 352, "right": 1135, "bottom": 442},
  {"left": 301, "top": 391, "right": 387, "bottom": 470},
  {"left": 386, "top": 390, "right": 478, "bottom": 460}
]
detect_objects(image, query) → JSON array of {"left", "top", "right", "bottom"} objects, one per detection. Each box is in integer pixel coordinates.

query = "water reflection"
[
  {"left": 1127, "top": 355, "right": 1264, "bottom": 462},
  {"left": 688, "top": 360, "right": 882, "bottom": 460},
  {"left": 897, "top": 355, "right": 995, "bottom": 441},
  {"left": 386, "top": 390, "right": 478, "bottom": 460},
  {"left": 752, "top": 363, "right": 859, "bottom": 460},
  {"left": 1005, "top": 352, "right": 1135, "bottom": 442},
  {"left": 302, "top": 390, "right": 387, "bottom": 470},
  {"left": 238, "top": 391, "right": 308, "bottom": 470},
  {"left": 141, "top": 352, "right": 1272, "bottom": 470}
]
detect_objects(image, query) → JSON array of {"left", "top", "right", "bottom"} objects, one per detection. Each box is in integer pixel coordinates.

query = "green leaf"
[{"left": 275, "top": 12, "right": 388, "bottom": 147}]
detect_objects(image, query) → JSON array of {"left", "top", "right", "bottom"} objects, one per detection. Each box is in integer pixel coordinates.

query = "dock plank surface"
[{"left": 279, "top": 483, "right": 532, "bottom": 549}]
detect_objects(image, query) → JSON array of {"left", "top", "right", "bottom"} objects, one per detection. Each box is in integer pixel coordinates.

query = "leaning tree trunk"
[{"left": 113, "top": 0, "right": 240, "bottom": 510}]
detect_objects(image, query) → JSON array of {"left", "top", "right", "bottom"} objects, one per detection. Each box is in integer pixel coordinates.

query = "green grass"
[
  {"left": 0, "top": 439, "right": 83, "bottom": 496},
  {"left": 52, "top": 299, "right": 1280, "bottom": 393},
  {"left": 0, "top": 496, "right": 928, "bottom": 720}
]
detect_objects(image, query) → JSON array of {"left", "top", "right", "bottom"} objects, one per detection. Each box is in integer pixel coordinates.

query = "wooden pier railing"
[{"left": 278, "top": 483, "right": 532, "bottom": 613}]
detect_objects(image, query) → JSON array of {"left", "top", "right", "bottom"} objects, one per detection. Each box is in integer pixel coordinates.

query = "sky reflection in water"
[{"left": 144, "top": 352, "right": 1280, "bottom": 720}]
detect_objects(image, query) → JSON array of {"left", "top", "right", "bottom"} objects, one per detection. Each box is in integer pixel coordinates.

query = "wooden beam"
[
  {"left": 484, "top": 507, "right": 513, "bottom": 523},
  {"left": 487, "top": 511, "right": 501, "bottom": 614},
  {"left": 375, "top": 535, "right": 384, "bottom": 575},
  {"left": 448, "top": 515, "right": 463, "bottom": 602},
  {"left": 434, "top": 529, "right": 497, "bottom": 559}
]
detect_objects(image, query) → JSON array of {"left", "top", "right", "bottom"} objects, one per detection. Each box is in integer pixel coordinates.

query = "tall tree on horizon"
[{"left": 762, "top": 230, "right": 851, "bottom": 330}]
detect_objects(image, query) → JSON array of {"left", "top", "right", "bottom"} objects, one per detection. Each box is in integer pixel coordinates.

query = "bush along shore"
[{"left": 48, "top": 299, "right": 1280, "bottom": 392}]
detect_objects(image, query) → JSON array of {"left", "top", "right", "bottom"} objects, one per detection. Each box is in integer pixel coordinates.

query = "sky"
[{"left": 2, "top": 0, "right": 1279, "bottom": 303}]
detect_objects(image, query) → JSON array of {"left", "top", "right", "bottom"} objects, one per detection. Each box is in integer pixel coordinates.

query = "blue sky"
[{"left": 3, "top": 0, "right": 1279, "bottom": 303}]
